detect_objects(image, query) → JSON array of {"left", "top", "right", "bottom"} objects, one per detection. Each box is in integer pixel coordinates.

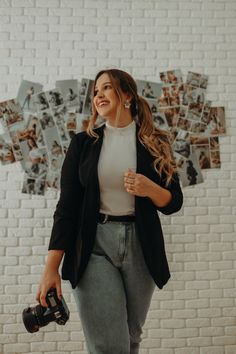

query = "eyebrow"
[{"left": 94, "top": 81, "right": 112, "bottom": 90}]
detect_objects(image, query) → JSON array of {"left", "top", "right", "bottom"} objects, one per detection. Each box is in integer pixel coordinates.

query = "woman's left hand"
[{"left": 124, "top": 168, "right": 154, "bottom": 197}]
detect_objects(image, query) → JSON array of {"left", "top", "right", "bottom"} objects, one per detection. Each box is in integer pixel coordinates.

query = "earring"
[{"left": 124, "top": 100, "right": 131, "bottom": 109}]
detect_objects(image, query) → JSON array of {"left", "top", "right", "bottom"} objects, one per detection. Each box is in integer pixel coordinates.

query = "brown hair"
[{"left": 86, "top": 69, "right": 177, "bottom": 186}]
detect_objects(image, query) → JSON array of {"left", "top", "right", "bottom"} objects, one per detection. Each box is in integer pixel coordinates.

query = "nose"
[{"left": 96, "top": 90, "right": 104, "bottom": 98}]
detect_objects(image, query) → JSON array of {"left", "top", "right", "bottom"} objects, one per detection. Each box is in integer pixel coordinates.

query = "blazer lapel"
[
  {"left": 135, "top": 124, "right": 154, "bottom": 176},
  {"left": 79, "top": 124, "right": 105, "bottom": 187}
]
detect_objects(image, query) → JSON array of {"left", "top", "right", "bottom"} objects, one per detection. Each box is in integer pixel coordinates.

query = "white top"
[{"left": 98, "top": 120, "right": 137, "bottom": 216}]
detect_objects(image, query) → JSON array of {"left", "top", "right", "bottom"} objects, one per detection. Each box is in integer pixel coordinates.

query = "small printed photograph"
[
  {"left": 177, "top": 117, "right": 192, "bottom": 131},
  {"left": 169, "top": 85, "right": 181, "bottom": 107},
  {"left": 186, "top": 71, "right": 208, "bottom": 89},
  {"left": 76, "top": 113, "right": 91, "bottom": 132},
  {"left": 158, "top": 95, "right": 170, "bottom": 108},
  {"left": 45, "top": 89, "right": 64, "bottom": 109},
  {"left": 179, "top": 106, "right": 187, "bottom": 119},
  {"left": 203, "top": 100, "right": 211, "bottom": 113},
  {"left": 48, "top": 155, "right": 64, "bottom": 173},
  {"left": 7, "top": 120, "right": 27, "bottom": 161},
  {"left": 82, "top": 80, "right": 94, "bottom": 115},
  {"left": 169, "top": 127, "right": 179, "bottom": 144},
  {"left": 32, "top": 92, "right": 49, "bottom": 112},
  {"left": 190, "top": 122, "right": 207, "bottom": 134},
  {"left": 79, "top": 78, "right": 89, "bottom": 96},
  {"left": 204, "top": 107, "right": 226, "bottom": 136},
  {"left": 17, "top": 80, "right": 43, "bottom": 112},
  {"left": 57, "top": 121, "right": 70, "bottom": 143},
  {"left": 0, "top": 134, "right": 16, "bottom": 165},
  {"left": 153, "top": 111, "right": 169, "bottom": 131},
  {"left": 210, "top": 150, "right": 221, "bottom": 168},
  {"left": 19, "top": 139, "right": 48, "bottom": 174},
  {"left": 160, "top": 107, "right": 180, "bottom": 128},
  {"left": 191, "top": 144, "right": 211, "bottom": 169},
  {"left": 46, "top": 171, "right": 60, "bottom": 190},
  {"left": 146, "top": 98, "right": 159, "bottom": 115},
  {"left": 38, "top": 110, "right": 55, "bottom": 130},
  {"left": 136, "top": 79, "right": 162, "bottom": 100},
  {"left": 43, "top": 126, "right": 64, "bottom": 157},
  {"left": 210, "top": 136, "right": 219, "bottom": 150},
  {"left": 0, "top": 119, "right": 5, "bottom": 134},
  {"left": 190, "top": 135, "right": 209, "bottom": 145},
  {"left": 0, "top": 99, "right": 24, "bottom": 128},
  {"left": 199, "top": 74, "right": 209, "bottom": 89},
  {"left": 188, "top": 102, "right": 204, "bottom": 118},
  {"left": 62, "top": 143, "right": 69, "bottom": 155},
  {"left": 186, "top": 110, "right": 201, "bottom": 122},
  {"left": 175, "top": 152, "right": 203, "bottom": 187},
  {"left": 36, "top": 130, "right": 46, "bottom": 148},
  {"left": 201, "top": 109, "right": 211, "bottom": 125},
  {"left": 159, "top": 69, "right": 183, "bottom": 85},
  {"left": 181, "top": 86, "right": 205, "bottom": 106},
  {"left": 77, "top": 96, "right": 85, "bottom": 114},
  {"left": 189, "top": 87, "right": 205, "bottom": 105},
  {"left": 158, "top": 86, "right": 171, "bottom": 107},
  {"left": 11, "top": 140, "right": 24, "bottom": 161},
  {"left": 66, "top": 111, "right": 77, "bottom": 131},
  {"left": 53, "top": 104, "right": 67, "bottom": 125},
  {"left": 56, "top": 79, "right": 80, "bottom": 108},
  {"left": 9, "top": 114, "right": 40, "bottom": 145},
  {"left": 22, "top": 174, "right": 46, "bottom": 196},
  {"left": 172, "top": 129, "right": 191, "bottom": 158},
  {"left": 83, "top": 95, "right": 92, "bottom": 116},
  {"left": 174, "top": 151, "right": 186, "bottom": 170}
]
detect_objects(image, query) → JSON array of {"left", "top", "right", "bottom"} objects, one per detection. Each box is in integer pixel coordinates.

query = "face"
[{"left": 93, "top": 73, "right": 127, "bottom": 120}]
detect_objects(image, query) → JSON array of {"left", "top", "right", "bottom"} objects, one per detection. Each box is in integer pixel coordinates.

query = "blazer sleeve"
[
  {"left": 48, "top": 134, "right": 85, "bottom": 251},
  {"left": 155, "top": 171, "right": 183, "bottom": 216}
]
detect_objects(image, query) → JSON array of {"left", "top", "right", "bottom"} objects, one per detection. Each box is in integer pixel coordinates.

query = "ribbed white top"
[{"left": 98, "top": 120, "right": 136, "bottom": 215}]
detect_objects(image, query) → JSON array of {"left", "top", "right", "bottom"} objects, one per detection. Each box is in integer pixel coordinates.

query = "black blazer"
[{"left": 48, "top": 123, "right": 183, "bottom": 289}]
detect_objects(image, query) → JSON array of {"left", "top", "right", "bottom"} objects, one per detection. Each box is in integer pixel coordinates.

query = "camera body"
[{"left": 22, "top": 288, "right": 70, "bottom": 333}]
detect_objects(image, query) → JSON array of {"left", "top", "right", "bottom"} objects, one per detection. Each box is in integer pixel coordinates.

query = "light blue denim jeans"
[{"left": 72, "top": 221, "right": 156, "bottom": 354}]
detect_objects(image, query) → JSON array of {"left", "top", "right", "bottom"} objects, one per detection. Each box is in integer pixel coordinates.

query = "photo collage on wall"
[
  {"left": 0, "top": 70, "right": 226, "bottom": 194},
  {"left": 137, "top": 70, "right": 226, "bottom": 187},
  {"left": 0, "top": 78, "right": 95, "bottom": 195}
]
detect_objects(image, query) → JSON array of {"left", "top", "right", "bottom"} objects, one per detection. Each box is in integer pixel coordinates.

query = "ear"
[{"left": 124, "top": 92, "right": 133, "bottom": 103}]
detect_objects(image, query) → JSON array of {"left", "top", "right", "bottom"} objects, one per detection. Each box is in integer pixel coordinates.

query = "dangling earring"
[{"left": 124, "top": 100, "right": 131, "bottom": 109}]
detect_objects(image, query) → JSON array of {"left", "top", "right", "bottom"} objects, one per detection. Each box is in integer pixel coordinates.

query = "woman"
[{"left": 36, "top": 69, "right": 183, "bottom": 353}]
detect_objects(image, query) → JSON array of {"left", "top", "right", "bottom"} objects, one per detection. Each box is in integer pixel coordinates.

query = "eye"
[{"left": 104, "top": 84, "right": 112, "bottom": 90}]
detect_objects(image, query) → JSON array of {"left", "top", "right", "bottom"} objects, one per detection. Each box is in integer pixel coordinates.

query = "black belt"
[{"left": 98, "top": 213, "right": 135, "bottom": 224}]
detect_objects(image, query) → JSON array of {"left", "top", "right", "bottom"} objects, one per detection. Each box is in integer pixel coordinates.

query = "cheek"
[
  {"left": 110, "top": 93, "right": 120, "bottom": 106},
  {"left": 93, "top": 98, "right": 98, "bottom": 108}
]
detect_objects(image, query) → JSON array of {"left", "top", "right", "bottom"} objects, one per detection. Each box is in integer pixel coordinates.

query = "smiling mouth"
[{"left": 97, "top": 101, "right": 109, "bottom": 107}]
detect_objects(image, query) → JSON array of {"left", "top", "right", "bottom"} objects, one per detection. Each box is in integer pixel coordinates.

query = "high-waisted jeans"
[{"left": 72, "top": 221, "right": 156, "bottom": 354}]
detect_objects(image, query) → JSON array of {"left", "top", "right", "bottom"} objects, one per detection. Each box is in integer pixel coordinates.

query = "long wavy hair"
[{"left": 86, "top": 69, "right": 177, "bottom": 186}]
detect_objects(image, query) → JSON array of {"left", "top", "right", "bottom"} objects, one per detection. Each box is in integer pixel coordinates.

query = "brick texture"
[{"left": 0, "top": 0, "right": 236, "bottom": 353}]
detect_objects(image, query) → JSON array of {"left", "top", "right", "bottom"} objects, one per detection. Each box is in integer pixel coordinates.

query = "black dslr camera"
[{"left": 22, "top": 288, "right": 70, "bottom": 333}]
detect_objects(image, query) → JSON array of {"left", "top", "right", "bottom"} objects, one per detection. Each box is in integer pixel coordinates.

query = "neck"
[{"left": 105, "top": 114, "right": 133, "bottom": 128}]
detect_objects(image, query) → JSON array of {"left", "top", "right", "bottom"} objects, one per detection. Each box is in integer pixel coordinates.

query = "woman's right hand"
[{"left": 36, "top": 269, "right": 62, "bottom": 308}]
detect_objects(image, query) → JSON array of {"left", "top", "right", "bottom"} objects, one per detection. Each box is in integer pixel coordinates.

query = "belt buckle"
[{"left": 101, "top": 214, "right": 108, "bottom": 224}]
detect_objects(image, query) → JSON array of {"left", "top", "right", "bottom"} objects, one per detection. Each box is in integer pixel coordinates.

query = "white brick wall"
[{"left": 0, "top": 0, "right": 236, "bottom": 353}]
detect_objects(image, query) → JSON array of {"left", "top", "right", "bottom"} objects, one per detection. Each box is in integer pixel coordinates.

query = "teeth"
[{"left": 98, "top": 102, "right": 109, "bottom": 107}]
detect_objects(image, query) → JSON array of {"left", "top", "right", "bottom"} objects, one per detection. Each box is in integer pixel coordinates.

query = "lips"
[{"left": 97, "top": 100, "right": 109, "bottom": 107}]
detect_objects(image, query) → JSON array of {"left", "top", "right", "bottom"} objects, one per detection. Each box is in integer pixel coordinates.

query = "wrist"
[{"left": 146, "top": 179, "right": 159, "bottom": 198}]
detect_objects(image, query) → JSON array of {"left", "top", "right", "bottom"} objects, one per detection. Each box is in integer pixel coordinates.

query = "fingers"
[
  {"left": 39, "top": 289, "right": 49, "bottom": 308},
  {"left": 56, "top": 282, "right": 62, "bottom": 301},
  {"left": 124, "top": 168, "right": 135, "bottom": 178},
  {"left": 35, "top": 288, "right": 40, "bottom": 302},
  {"left": 36, "top": 274, "right": 62, "bottom": 308}
]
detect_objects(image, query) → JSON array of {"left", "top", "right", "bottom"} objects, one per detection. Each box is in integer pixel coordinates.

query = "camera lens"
[{"left": 22, "top": 305, "right": 47, "bottom": 333}]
